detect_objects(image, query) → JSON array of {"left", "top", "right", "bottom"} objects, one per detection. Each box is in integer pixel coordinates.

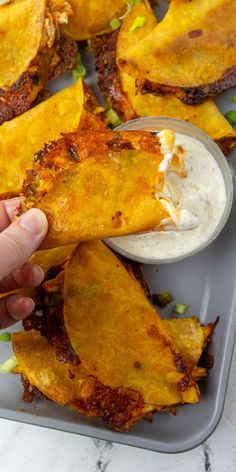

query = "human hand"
[{"left": 0, "top": 198, "right": 48, "bottom": 329}]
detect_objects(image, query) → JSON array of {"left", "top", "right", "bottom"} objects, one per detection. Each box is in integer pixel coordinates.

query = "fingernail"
[
  {"left": 10, "top": 297, "right": 35, "bottom": 320},
  {"left": 32, "top": 264, "right": 44, "bottom": 281},
  {"left": 23, "top": 298, "right": 35, "bottom": 313},
  {"left": 19, "top": 209, "right": 48, "bottom": 235},
  {"left": 16, "top": 297, "right": 35, "bottom": 319},
  {"left": 4, "top": 197, "right": 22, "bottom": 221}
]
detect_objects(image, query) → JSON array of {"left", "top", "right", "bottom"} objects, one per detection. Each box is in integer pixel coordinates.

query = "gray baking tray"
[{"left": 0, "top": 0, "right": 236, "bottom": 454}]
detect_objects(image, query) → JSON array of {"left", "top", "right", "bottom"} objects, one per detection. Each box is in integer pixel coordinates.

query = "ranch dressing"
[{"left": 107, "top": 132, "right": 227, "bottom": 262}]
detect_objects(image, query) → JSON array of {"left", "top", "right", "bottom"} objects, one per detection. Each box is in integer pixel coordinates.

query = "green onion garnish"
[
  {"left": 225, "top": 111, "right": 236, "bottom": 125},
  {"left": 0, "top": 332, "right": 11, "bottom": 342},
  {"left": 105, "top": 108, "right": 122, "bottom": 127},
  {"left": 152, "top": 291, "right": 173, "bottom": 309},
  {"left": 129, "top": 16, "right": 146, "bottom": 32},
  {"left": 109, "top": 18, "right": 121, "bottom": 30},
  {"left": 131, "top": 0, "right": 141, "bottom": 5},
  {"left": 72, "top": 70, "right": 80, "bottom": 81},
  {"left": 232, "top": 96, "right": 236, "bottom": 103},
  {"left": 174, "top": 303, "right": 188, "bottom": 314},
  {"left": 72, "top": 54, "right": 87, "bottom": 81},
  {"left": 72, "top": 65, "right": 86, "bottom": 81},
  {"left": 0, "top": 356, "right": 18, "bottom": 374},
  {"left": 77, "top": 64, "right": 86, "bottom": 77}
]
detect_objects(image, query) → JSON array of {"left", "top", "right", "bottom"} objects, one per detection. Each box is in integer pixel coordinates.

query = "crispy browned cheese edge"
[
  {"left": 91, "top": 32, "right": 236, "bottom": 155},
  {"left": 91, "top": 31, "right": 137, "bottom": 122},
  {"left": 140, "top": 67, "right": 236, "bottom": 105},
  {"left": 0, "top": 35, "right": 77, "bottom": 126}
]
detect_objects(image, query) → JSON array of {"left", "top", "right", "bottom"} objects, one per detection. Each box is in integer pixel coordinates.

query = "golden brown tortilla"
[
  {"left": 12, "top": 241, "right": 216, "bottom": 431},
  {"left": 0, "top": 81, "right": 84, "bottom": 198},
  {"left": 0, "top": 0, "right": 45, "bottom": 90},
  {"left": 92, "top": 0, "right": 236, "bottom": 153},
  {"left": 0, "top": 0, "right": 77, "bottom": 125},
  {"left": 64, "top": 241, "right": 199, "bottom": 410},
  {"left": 119, "top": 0, "right": 236, "bottom": 104},
  {"left": 20, "top": 129, "right": 183, "bottom": 249},
  {"left": 62, "top": 0, "right": 128, "bottom": 40}
]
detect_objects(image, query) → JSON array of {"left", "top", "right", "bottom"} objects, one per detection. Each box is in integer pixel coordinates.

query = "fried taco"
[
  {"left": 19, "top": 128, "right": 188, "bottom": 249},
  {"left": 0, "top": 80, "right": 105, "bottom": 199},
  {"left": 12, "top": 241, "right": 216, "bottom": 431},
  {"left": 0, "top": 0, "right": 77, "bottom": 125},
  {"left": 91, "top": 0, "right": 236, "bottom": 154},
  {"left": 118, "top": 0, "right": 236, "bottom": 104}
]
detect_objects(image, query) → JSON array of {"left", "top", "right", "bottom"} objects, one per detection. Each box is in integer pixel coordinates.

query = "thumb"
[{"left": 0, "top": 208, "right": 48, "bottom": 281}]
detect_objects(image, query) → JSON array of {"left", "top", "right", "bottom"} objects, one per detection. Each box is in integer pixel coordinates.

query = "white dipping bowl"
[{"left": 105, "top": 117, "right": 233, "bottom": 264}]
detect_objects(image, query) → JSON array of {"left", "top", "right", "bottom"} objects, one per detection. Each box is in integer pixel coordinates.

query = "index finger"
[{"left": 0, "top": 197, "right": 22, "bottom": 232}]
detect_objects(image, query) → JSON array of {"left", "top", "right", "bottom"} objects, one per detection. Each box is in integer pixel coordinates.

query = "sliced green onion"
[
  {"left": 131, "top": 0, "right": 141, "bottom": 5},
  {"left": 105, "top": 108, "right": 122, "bottom": 127},
  {"left": 129, "top": 16, "right": 146, "bottom": 32},
  {"left": 77, "top": 64, "right": 86, "bottom": 77},
  {"left": 72, "top": 53, "right": 87, "bottom": 81},
  {"left": 152, "top": 291, "right": 173, "bottom": 309},
  {"left": 72, "top": 64, "right": 86, "bottom": 81},
  {"left": 174, "top": 303, "right": 188, "bottom": 314},
  {"left": 225, "top": 111, "right": 236, "bottom": 125},
  {"left": 72, "top": 70, "right": 80, "bottom": 81},
  {"left": 232, "top": 96, "right": 236, "bottom": 103},
  {"left": 109, "top": 18, "right": 121, "bottom": 31},
  {"left": 0, "top": 356, "right": 18, "bottom": 374},
  {"left": 0, "top": 332, "right": 11, "bottom": 342}
]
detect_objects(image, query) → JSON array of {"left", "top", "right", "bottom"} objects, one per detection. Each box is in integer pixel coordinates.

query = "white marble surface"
[{"left": 0, "top": 345, "right": 236, "bottom": 472}]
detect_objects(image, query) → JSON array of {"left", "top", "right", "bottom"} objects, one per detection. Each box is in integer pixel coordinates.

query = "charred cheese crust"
[
  {"left": 0, "top": 35, "right": 77, "bottom": 125},
  {"left": 91, "top": 31, "right": 137, "bottom": 122},
  {"left": 140, "top": 69, "right": 236, "bottom": 105}
]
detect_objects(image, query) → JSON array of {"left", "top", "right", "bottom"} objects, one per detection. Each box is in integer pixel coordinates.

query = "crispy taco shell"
[
  {"left": 92, "top": 0, "right": 236, "bottom": 153},
  {"left": 118, "top": 0, "right": 236, "bottom": 104},
  {"left": 0, "top": 81, "right": 84, "bottom": 198},
  {"left": 12, "top": 313, "right": 213, "bottom": 431},
  {"left": 20, "top": 129, "right": 182, "bottom": 249},
  {"left": 0, "top": 0, "right": 77, "bottom": 124},
  {"left": 12, "top": 241, "right": 203, "bottom": 432},
  {"left": 12, "top": 242, "right": 216, "bottom": 431},
  {"left": 0, "top": 0, "right": 45, "bottom": 90},
  {"left": 63, "top": 241, "right": 199, "bottom": 408},
  {"left": 13, "top": 329, "right": 154, "bottom": 431},
  {"left": 0, "top": 80, "right": 106, "bottom": 199}
]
